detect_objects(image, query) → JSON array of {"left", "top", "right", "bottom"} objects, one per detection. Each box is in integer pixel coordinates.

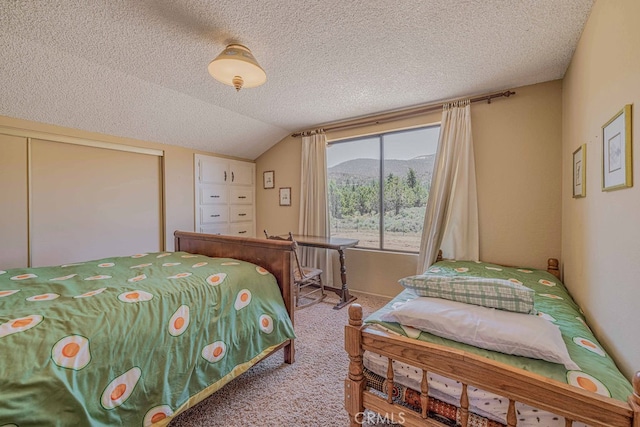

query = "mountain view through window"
[{"left": 327, "top": 125, "right": 440, "bottom": 252}]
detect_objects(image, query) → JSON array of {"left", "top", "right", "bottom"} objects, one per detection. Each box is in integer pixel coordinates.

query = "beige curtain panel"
[
  {"left": 299, "top": 132, "right": 333, "bottom": 286},
  {"left": 417, "top": 100, "right": 479, "bottom": 273}
]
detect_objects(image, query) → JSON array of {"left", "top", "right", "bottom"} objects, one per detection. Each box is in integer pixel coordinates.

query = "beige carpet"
[{"left": 169, "top": 291, "right": 390, "bottom": 427}]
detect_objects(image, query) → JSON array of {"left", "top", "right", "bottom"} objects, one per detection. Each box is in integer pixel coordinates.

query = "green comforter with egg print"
[{"left": 0, "top": 252, "right": 295, "bottom": 426}]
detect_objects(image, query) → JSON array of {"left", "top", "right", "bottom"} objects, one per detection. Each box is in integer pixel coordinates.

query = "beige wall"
[
  {"left": 474, "top": 81, "right": 563, "bottom": 268},
  {"left": 562, "top": 0, "right": 640, "bottom": 379},
  {"left": 0, "top": 115, "right": 250, "bottom": 266},
  {"left": 256, "top": 80, "right": 563, "bottom": 297}
]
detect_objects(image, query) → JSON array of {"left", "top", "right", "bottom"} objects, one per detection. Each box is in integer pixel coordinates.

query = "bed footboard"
[
  {"left": 345, "top": 303, "right": 640, "bottom": 427},
  {"left": 175, "top": 231, "right": 296, "bottom": 363}
]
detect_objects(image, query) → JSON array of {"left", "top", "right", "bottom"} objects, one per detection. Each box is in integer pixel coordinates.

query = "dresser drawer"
[
  {"left": 229, "top": 223, "right": 253, "bottom": 237},
  {"left": 229, "top": 188, "right": 253, "bottom": 204},
  {"left": 229, "top": 206, "right": 253, "bottom": 222},
  {"left": 199, "top": 206, "right": 228, "bottom": 224},
  {"left": 199, "top": 224, "right": 229, "bottom": 235},
  {"left": 199, "top": 185, "right": 228, "bottom": 204}
]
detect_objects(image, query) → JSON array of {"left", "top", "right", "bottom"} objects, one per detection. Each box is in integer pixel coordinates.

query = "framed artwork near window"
[
  {"left": 572, "top": 144, "right": 586, "bottom": 198},
  {"left": 279, "top": 187, "right": 291, "bottom": 206},
  {"left": 602, "top": 104, "right": 633, "bottom": 191},
  {"left": 263, "top": 170, "right": 275, "bottom": 189}
]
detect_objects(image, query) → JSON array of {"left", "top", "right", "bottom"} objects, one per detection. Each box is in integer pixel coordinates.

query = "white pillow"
[{"left": 380, "top": 297, "right": 579, "bottom": 370}]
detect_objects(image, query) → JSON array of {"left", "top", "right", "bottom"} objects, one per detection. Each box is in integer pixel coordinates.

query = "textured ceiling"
[{"left": 0, "top": 1, "right": 594, "bottom": 160}]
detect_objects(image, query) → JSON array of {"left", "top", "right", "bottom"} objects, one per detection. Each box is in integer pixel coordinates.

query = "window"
[{"left": 327, "top": 125, "right": 440, "bottom": 252}]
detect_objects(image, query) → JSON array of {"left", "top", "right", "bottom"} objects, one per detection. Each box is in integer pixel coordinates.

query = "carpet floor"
[{"left": 169, "top": 291, "right": 390, "bottom": 427}]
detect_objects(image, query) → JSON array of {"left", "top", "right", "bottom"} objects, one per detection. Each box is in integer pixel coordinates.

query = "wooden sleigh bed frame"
[
  {"left": 174, "top": 231, "right": 296, "bottom": 363},
  {"left": 345, "top": 258, "right": 640, "bottom": 427}
]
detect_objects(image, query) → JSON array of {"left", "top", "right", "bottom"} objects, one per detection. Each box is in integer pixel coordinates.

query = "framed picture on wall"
[
  {"left": 602, "top": 104, "right": 633, "bottom": 191},
  {"left": 279, "top": 187, "right": 291, "bottom": 206},
  {"left": 572, "top": 144, "right": 586, "bottom": 198},
  {"left": 263, "top": 170, "right": 275, "bottom": 189}
]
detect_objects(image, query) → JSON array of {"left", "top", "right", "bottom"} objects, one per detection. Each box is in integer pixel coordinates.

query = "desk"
[{"left": 289, "top": 234, "right": 359, "bottom": 310}]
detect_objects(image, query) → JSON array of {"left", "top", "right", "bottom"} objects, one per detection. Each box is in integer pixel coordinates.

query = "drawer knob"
[
  {"left": 238, "top": 213, "right": 247, "bottom": 217},
  {"left": 238, "top": 230, "right": 247, "bottom": 234},
  {"left": 210, "top": 214, "right": 220, "bottom": 217},
  {"left": 238, "top": 196, "right": 247, "bottom": 199},
  {"left": 210, "top": 195, "right": 220, "bottom": 198}
]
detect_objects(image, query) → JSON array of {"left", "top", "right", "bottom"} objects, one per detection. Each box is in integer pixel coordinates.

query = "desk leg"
[{"left": 333, "top": 248, "right": 357, "bottom": 310}]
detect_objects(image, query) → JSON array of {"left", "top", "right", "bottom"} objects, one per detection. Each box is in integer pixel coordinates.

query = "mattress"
[{"left": 364, "top": 333, "right": 585, "bottom": 426}]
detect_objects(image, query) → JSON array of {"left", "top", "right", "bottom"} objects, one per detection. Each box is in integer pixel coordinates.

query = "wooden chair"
[{"left": 264, "top": 230, "right": 325, "bottom": 308}]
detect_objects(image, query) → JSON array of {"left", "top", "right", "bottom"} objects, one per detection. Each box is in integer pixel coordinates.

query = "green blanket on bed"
[
  {"left": 365, "top": 260, "right": 633, "bottom": 402},
  {"left": 0, "top": 252, "right": 295, "bottom": 426}
]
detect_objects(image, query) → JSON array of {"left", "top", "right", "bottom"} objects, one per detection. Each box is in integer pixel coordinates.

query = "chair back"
[{"left": 264, "top": 230, "right": 305, "bottom": 279}]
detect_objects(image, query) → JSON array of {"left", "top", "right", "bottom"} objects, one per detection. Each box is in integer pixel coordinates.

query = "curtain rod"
[{"left": 291, "top": 90, "right": 516, "bottom": 138}]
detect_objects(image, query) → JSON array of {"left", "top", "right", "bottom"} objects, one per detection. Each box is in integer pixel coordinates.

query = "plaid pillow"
[{"left": 399, "top": 274, "right": 536, "bottom": 314}]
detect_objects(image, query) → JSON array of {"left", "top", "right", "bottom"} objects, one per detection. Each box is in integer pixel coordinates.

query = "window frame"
[{"left": 327, "top": 124, "right": 439, "bottom": 254}]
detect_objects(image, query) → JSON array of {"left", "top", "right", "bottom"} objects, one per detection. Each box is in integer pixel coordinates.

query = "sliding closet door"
[
  {"left": 30, "top": 139, "right": 162, "bottom": 266},
  {"left": 0, "top": 134, "right": 28, "bottom": 268}
]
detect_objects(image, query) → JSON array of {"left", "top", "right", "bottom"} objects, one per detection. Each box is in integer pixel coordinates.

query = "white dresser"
[{"left": 194, "top": 154, "right": 255, "bottom": 238}]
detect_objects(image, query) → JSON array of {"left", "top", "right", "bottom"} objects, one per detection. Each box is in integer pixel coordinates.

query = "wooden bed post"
[
  {"left": 547, "top": 258, "right": 561, "bottom": 280},
  {"left": 630, "top": 371, "right": 640, "bottom": 427},
  {"left": 345, "top": 303, "right": 365, "bottom": 427}
]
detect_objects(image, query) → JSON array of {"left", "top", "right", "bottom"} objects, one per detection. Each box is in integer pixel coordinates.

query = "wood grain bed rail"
[
  {"left": 174, "top": 231, "right": 297, "bottom": 363},
  {"left": 345, "top": 303, "right": 640, "bottom": 427}
]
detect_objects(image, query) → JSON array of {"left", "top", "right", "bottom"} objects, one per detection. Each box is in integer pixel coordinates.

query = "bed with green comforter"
[
  {"left": 0, "top": 251, "right": 295, "bottom": 426},
  {"left": 363, "top": 260, "right": 633, "bottom": 426}
]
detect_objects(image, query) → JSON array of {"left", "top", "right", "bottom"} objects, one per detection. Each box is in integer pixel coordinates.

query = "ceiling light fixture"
[{"left": 207, "top": 44, "right": 266, "bottom": 92}]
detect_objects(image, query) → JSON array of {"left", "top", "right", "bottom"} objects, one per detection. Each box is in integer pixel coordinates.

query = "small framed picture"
[
  {"left": 279, "top": 187, "right": 291, "bottom": 206},
  {"left": 572, "top": 144, "right": 586, "bottom": 198},
  {"left": 263, "top": 170, "right": 275, "bottom": 189},
  {"left": 602, "top": 104, "right": 633, "bottom": 191}
]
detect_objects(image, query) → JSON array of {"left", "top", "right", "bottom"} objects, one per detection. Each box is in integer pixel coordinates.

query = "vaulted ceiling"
[{"left": 0, "top": 1, "right": 594, "bottom": 159}]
